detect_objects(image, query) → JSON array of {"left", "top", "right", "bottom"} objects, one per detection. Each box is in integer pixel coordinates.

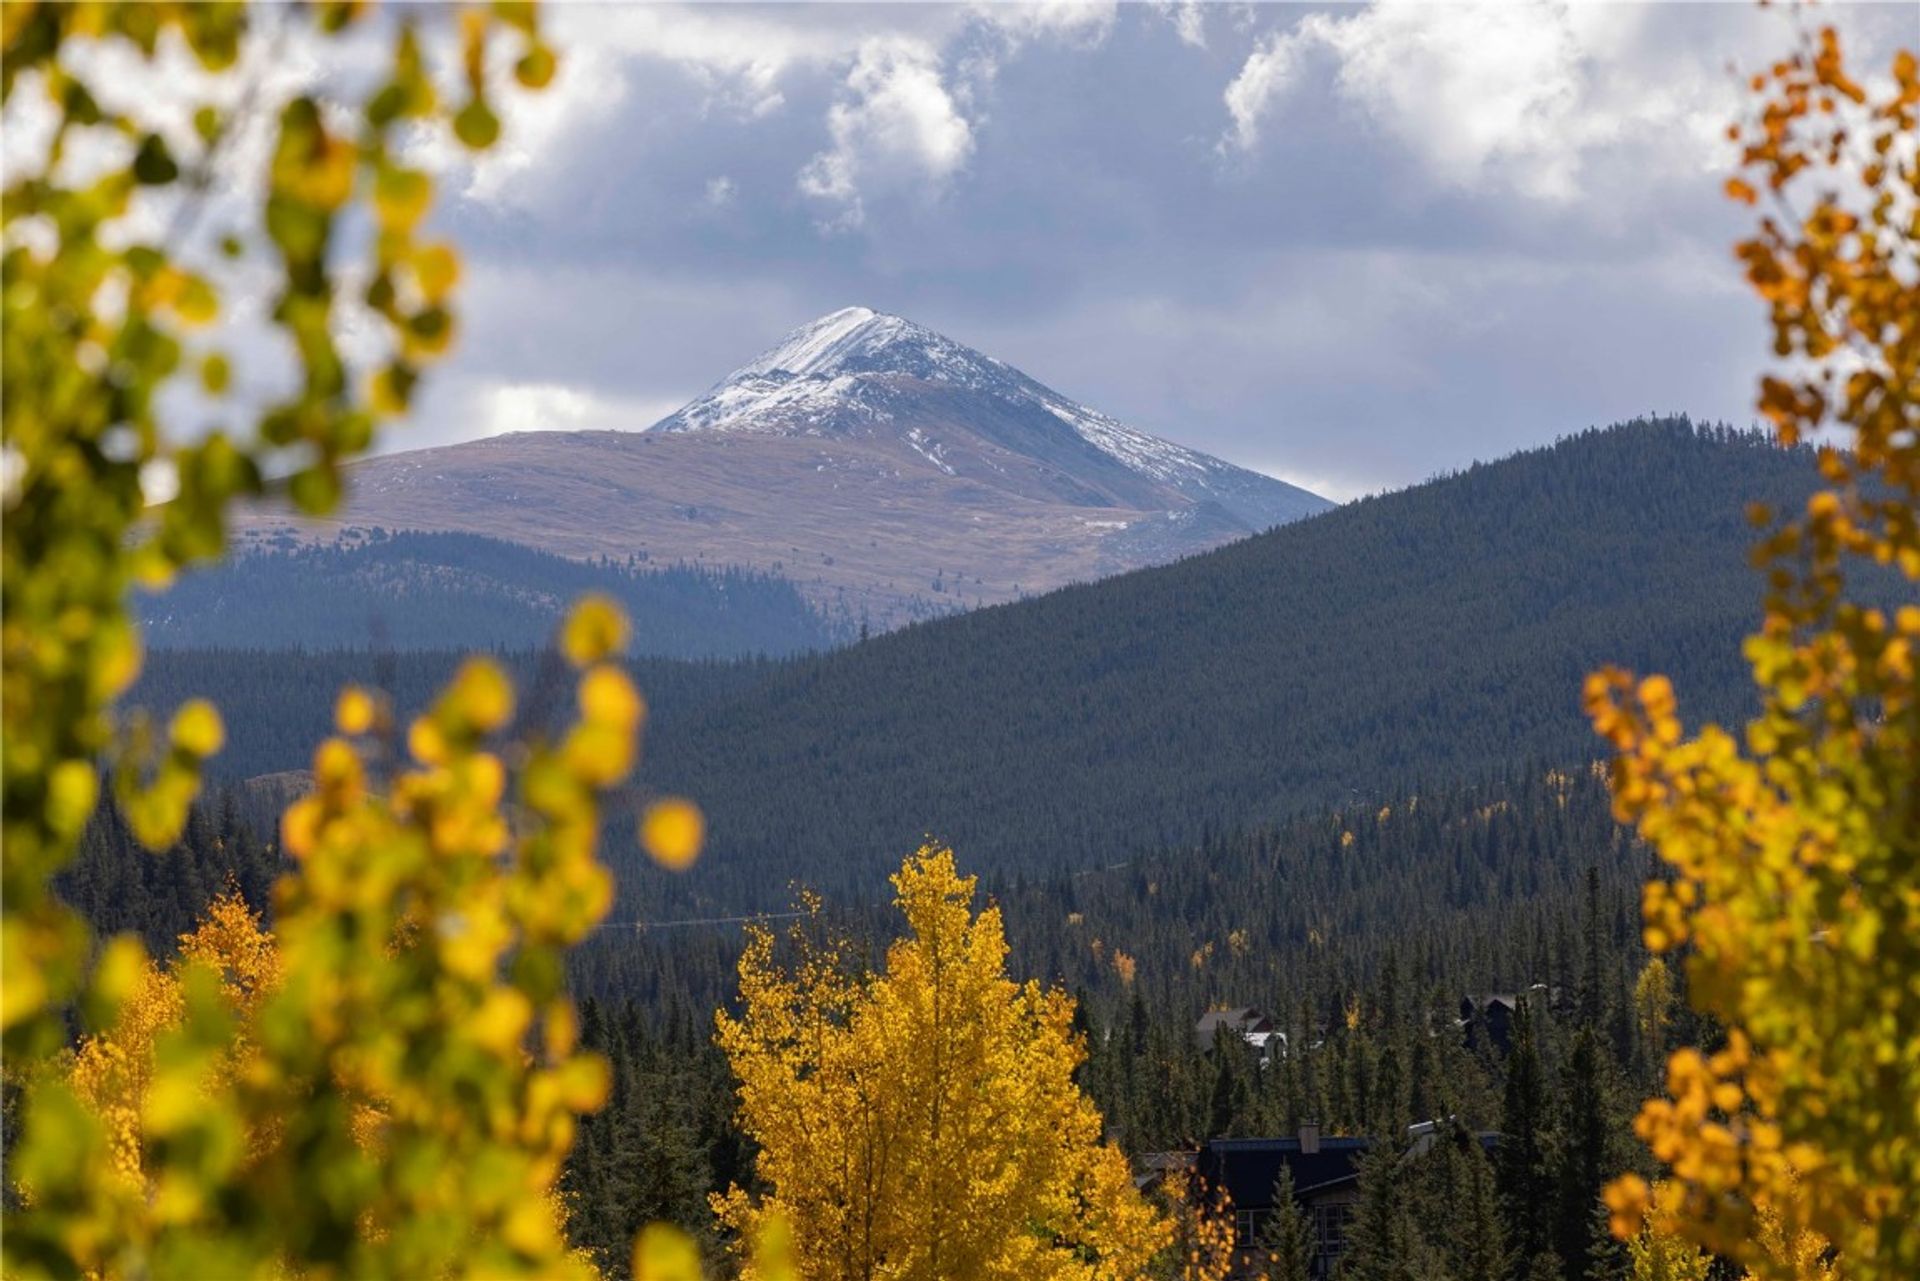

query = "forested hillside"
[
  {"left": 137, "top": 530, "right": 848, "bottom": 658},
  {"left": 62, "top": 763, "right": 1676, "bottom": 1278},
  {"left": 133, "top": 420, "right": 1849, "bottom": 913}
]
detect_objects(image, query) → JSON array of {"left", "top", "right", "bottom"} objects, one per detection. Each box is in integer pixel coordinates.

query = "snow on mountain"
[
  {"left": 649, "top": 307, "right": 1329, "bottom": 529},
  {"left": 238, "top": 307, "right": 1332, "bottom": 632}
]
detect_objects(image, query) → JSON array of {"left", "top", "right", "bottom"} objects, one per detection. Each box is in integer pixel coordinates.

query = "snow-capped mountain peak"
[
  {"left": 647, "top": 308, "right": 1329, "bottom": 531},
  {"left": 737, "top": 306, "right": 921, "bottom": 378}
]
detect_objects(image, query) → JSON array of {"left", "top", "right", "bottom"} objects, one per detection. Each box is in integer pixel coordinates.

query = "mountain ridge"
[{"left": 230, "top": 309, "right": 1329, "bottom": 627}]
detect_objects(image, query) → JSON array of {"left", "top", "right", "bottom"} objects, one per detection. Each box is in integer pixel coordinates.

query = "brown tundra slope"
[{"left": 234, "top": 307, "right": 1330, "bottom": 627}]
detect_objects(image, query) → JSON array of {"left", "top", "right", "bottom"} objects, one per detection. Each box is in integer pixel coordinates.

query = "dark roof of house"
[
  {"left": 1196, "top": 1006, "right": 1267, "bottom": 1031},
  {"left": 1195, "top": 1136, "right": 1372, "bottom": 1208},
  {"left": 1463, "top": 993, "right": 1519, "bottom": 1010}
]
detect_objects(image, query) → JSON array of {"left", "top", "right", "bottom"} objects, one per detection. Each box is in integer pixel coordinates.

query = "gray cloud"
[{"left": 393, "top": 1, "right": 1912, "bottom": 499}]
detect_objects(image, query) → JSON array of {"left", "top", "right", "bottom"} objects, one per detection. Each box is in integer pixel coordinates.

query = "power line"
[{"left": 591, "top": 910, "right": 808, "bottom": 932}]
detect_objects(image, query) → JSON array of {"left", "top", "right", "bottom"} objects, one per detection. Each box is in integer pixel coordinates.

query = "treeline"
[
  {"left": 133, "top": 420, "right": 1837, "bottom": 921},
  {"left": 137, "top": 530, "right": 849, "bottom": 658}
]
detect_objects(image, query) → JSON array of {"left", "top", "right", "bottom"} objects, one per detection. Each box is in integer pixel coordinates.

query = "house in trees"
[
  {"left": 1196, "top": 1121, "right": 1498, "bottom": 1278},
  {"left": 1196, "top": 1122, "right": 1364, "bottom": 1279},
  {"left": 1194, "top": 1006, "right": 1275, "bottom": 1053},
  {"left": 1459, "top": 984, "right": 1550, "bottom": 1054}
]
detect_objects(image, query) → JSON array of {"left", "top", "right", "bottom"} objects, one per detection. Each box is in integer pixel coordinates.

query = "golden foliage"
[
  {"left": 0, "top": 6, "right": 730, "bottom": 1274},
  {"left": 1587, "top": 18, "right": 1919, "bottom": 1279},
  {"left": 1160, "top": 1176, "right": 1236, "bottom": 1281},
  {"left": 66, "top": 891, "right": 278, "bottom": 1189},
  {"left": 12, "top": 600, "right": 661, "bottom": 1277},
  {"left": 1, "top": 0, "right": 548, "bottom": 1055},
  {"left": 1624, "top": 1191, "right": 1712, "bottom": 1281},
  {"left": 712, "top": 845, "right": 1170, "bottom": 1280}
]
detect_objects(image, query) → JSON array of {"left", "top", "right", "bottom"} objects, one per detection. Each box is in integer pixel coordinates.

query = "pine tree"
[
  {"left": 1339, "top": 1144, "right": 1414, "bottom": 1281},
  {"left": 1497, "top": 999, "right": 1557, "bottom": 1275},
  {"left": 1208, "top": 1043, "right": 1249, "bottom": 1138},
  {"left": 1553, "top": 1026, "right": 1618, "bottom": 1276},
  {"left": 1448, "top": 1124, "right": 1511, "bottom": 1281},
  {"left": 1258, "top": 1165, "right": 1315, "bottom": 1281}
]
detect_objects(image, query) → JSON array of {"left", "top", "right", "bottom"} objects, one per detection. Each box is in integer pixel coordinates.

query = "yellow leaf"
[
  {"left": 374, "top": 166, "right": 432, "bottom": 232},
  {"left": 633, "top": 1224, "right": 701, "bottom": 1281},
  {"left": 48, "top": 760, "right": 99, "bottom": 838},
  {"left": 334, "top": 685, "right": 376, "bottom": 735},
  {"left": 561, "top": 595, "right": 628, "bottom": 667},
  {"left": 580, "top": 666, "right": 643, "bottom": 731},
  {"left": 641, "top": 798, "right": 704, "bottom": 871},
  {"left": 448, "top": 658, "right": 513, "bottom": 733},
  {"left": 471, "top": 989, "right": 532, "bottom": 1058},
  {"left": 413, "top": 242, "right": 460, "bottom": 301},
  {"left": 169, "top": 700, "right": 225, "bottom": 758}
]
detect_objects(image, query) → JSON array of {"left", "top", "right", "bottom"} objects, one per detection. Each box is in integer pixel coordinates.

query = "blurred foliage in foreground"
[
  {"left": 1589, "top": 23, "right": 1920, "bottom": 1281},
  {"left": 0, "top": 4, "right": 714, "bottom": 1276}
]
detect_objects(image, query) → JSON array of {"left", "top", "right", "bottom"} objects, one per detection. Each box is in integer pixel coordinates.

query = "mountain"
[
  {"left": 148, "top": 420, "right": 1839, "bottom": 913},
  {"left": 231, "top": 308, "right": 1329, "bottom": 627},
  {"left": 651, "top": 306, "right": 1324, "bottom": 532},
  {"left": 138, "top": 530, "right": 845, "bottom": 657}
]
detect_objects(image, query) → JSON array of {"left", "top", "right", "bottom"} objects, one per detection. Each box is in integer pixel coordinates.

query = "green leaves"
[{"left": 2, "top": 4, "right": 567, "bottom": 1274}]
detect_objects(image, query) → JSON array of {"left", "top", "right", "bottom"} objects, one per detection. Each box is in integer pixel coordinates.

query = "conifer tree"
[
  {"left": 1448, "top": 1125, "right": 1511, "bottom": 1281},
  {"left": 1258, "top": 1165, "right": 1314, "bottom": 1281},
  {"left": 1497, "top": 1000, "right": 1557, "bottom": 1273},
  {"left": 1208, "top": 1043, "right": 1250, "bottom": 1138},
  {"left": 1339, "top": 1144, "right": 1415, "bottom": 1281},
  {"left": 1554, "top": 1027, "right": 1619, "bottom": 1275}
]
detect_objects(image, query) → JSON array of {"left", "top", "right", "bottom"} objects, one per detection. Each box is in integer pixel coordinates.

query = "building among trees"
[{"left": 1197, "top": 1121, "right": 1501, "bottom": 1279}]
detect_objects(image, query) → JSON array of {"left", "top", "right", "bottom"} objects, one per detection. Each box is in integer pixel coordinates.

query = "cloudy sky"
[{"left": 404, "top": 1, "right": 1909, "bottom": 500}]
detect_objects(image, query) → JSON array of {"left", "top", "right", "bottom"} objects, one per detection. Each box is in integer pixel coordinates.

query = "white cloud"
[
  {"left": 704, "top": 175, "right": 737, "bottom": 208},
  {"left": 463, "top": 37, "right": 631, "bottom": 207},
  {"left": 477, "top": 381, "right": 682, "bottom": 438},
  {"left": 799, "top": 38, "right": 974, "bottom": 230},
  {"left": 972, "top": 1, "right": 1117, "bottom": 49},
  {"left": 1154, "top": 1, "right": 1209, "bottom": 51},
  {"left": 1220, "top": 27, "right": 1303, "bottom": 153},
  {"left": 1219, "top": 2, "right": 1727, "bottom": 202},
  {"left": 445, "top": 5, "right": 871, "bottom": 212}
]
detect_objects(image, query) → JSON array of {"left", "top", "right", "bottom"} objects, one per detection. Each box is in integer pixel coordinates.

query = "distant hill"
[
  {"left": 138, "top": 420, "right": 1851, "bottom": 913},
  {"left": 229, "top": 307, "right": 1330, "bottom": 627},
  {"left": 616, "top": 419, "right": 1845, "bottom": 907},
  {"left": 137, "top": 530, "right": 846, "bottom": 658}
]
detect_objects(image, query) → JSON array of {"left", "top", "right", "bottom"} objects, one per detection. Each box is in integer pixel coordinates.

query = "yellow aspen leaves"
[
  {"left": 633, "top": 1224, "right": 704, "bottom": 1281},
  {"left": 713, "top": 845, "right": 1171, "bottom": 1280},
  {"left": 414, "top": 242, "right": 462, "bottom": 301},
  {"left": 451, "top": 656, "right": 516, "bottom": 731},
  {"left": 2, "top": 0, "right": 553, "bottom": 1078},
  {"left": 167, "top": 700, "right": 224, "bottom": 759},
  {"left": 582, "top": 665, "right": 645, "bottom": 730},
  {"left": 563, "top": 593, "right": 631, "bottom": 667},
  {"left": 18, "top": 604, "right": 642, "bottom": 1277},
  {"left": 641, "top": 798, "right": 704, "bottom": 871},
  {"left": 0, "top": 8, "right": 638, "bottom": 1268},
  {"left": 374, "top": 165, "right": 434, "bottom": 233},
  {"left": 1589, "top": 18, "right": 1920, "bottom": 1280},
  {"left": 335, "top": 685, "right": 379, "bottom": 736}
]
